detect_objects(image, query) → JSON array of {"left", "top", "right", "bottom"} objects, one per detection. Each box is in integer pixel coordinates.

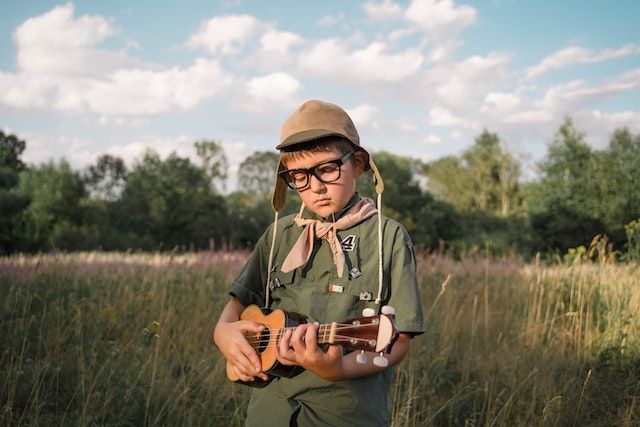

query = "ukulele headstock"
[{"left": 329, "top": 305, "right": 399, "bottom": 366}]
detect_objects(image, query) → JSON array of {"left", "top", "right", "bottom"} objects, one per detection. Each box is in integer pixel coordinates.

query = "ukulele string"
[
  {"left": 248, "top": 334, "right": 376, "bottom": 352},
  {"left": 246, "top": 326, "right": 380, "bottom": 351},
  {"left": 243, "top": 322, "right": 379, "bottom": 346}
]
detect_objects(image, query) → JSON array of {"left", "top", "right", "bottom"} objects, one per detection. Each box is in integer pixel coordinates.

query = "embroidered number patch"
[{"left": 340, "top": 235, "right": 357, "bottom": 251}]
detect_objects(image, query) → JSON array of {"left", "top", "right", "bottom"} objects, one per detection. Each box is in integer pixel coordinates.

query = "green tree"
[
  {"left": 423, "top": 156, "right": 472, "bottom": 211},
  {"left": 237, "top": 150, "right": 280, "bottom": 195},
  {"left": 358, "top": 151, "right": 461, "bottom": 248},
  {"left": 226, "top": 150, "right": 297, "bottom": 247},
  {"left": 425, "top": 129, "right": 521, "bottom": 216},
  {"left": 0, "top": 131, "right": 30, "bottom": 253},
  {"left": 114, "top": 150, "right": 227, "bottom": 250},
  {"left": 18, "top": 160, "right": 99, "bottom": 251},
  {"left": 588, "top": 127, "right": 640, "bottom": 246},
  {"left": 527, "top": 117, "right": 604, "bottom": 252},
  {"left": 83, "top": 154, "right": 127, "bottom": 202},
  {"left": 195, "top": 140, "right": 228, "bottom": 193}
]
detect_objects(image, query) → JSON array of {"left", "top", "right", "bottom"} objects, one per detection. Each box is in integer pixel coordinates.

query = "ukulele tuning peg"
[
  {"left": 362, "top": 308, "right": 376, "bottom": 317},
  {"left": 356, "top": 350, "right": 368, "bottom": 364},
  {"left": 381, "top": 305, "right": 395, "bottom": 316},
  {"left": 373, "top": 353, "right": 389, "bottom": 368}
]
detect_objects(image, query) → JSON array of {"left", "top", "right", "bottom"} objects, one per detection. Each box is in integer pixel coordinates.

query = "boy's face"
[{"left": 284, "top": 147, "right": 366, "bottom": 218}]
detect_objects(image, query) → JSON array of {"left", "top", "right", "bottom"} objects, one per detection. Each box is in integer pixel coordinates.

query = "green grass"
[{"left": 1, "top": 251, "right": 639, "bottom": 426}]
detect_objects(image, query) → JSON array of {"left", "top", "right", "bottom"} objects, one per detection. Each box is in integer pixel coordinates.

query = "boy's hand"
[
  {"left": 276, "top": 323, "right": 345, "bottom": 381},
  {"left": 213, "top": 299, "right": 269, "bottom": 382}
]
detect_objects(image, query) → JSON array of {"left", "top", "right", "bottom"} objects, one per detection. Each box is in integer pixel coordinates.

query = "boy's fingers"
[
  {"left": 326, "top": 344, "right": 343, "bottom": 360},
  {"left": 278, "top": 329, "right": 291, "bottom": 352},
  {"left": 239, "top": 320, "right": 265, "bottom": 334},
  {"left": 277, "top": 329, "right": 296, "bottom": 364},
  {"left": 234, "top": 341, "right": 262, "bottom": 374},
  {"left": 232, "top": 365, "right": 255, "bottom": 383},
  {"left": 305, "top": 322, "right": 319, "bottom": 350},
  {"left": 291, "top": 324, "right": 308, "bottom": 350},
  {"left": 234, "top": 351, "right": 258, "bottom": 376}
]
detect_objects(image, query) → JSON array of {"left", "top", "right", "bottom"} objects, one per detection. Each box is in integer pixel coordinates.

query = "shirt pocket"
[{"left": 268, "top": 269, "right": 302, "bottom": 315}]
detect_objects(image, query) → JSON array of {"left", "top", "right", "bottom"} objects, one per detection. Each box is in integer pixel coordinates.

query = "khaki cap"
[{"left": 272, "top": 100, "right": 384, "bottom": 212}]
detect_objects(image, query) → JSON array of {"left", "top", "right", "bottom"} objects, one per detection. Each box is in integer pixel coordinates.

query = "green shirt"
[{"left": 230, "top": 195, "right": 424, "bottom": 426}]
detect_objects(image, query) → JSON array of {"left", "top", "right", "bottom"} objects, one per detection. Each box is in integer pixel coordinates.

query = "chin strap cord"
[
  {"left": 375, "top": 192, "right": 383, "bottom": 305},
  {"left": 265, "top": 210, "right": 279, "bottom": 308}
]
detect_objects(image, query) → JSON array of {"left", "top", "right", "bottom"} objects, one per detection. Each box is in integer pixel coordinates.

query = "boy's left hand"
[{"left": 276, "top": 322, "right": 344, "bottom": 381}]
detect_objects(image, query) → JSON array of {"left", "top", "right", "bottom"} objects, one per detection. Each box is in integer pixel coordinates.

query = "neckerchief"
[{"left": 281, "top": 198, "right": 377, "bottom": 278}]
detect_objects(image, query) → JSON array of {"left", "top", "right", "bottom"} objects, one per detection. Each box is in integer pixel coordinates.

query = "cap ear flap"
[
  {"left": 368, "top": 157, "right": 384, "bottom": 194},
  {"left": 272, "top": 159, "right": 288, "bottom": 212}
]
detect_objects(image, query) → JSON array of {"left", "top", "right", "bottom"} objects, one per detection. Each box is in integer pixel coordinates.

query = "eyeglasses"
[{"left": 278, "top": 151, "right": 354, "bottom": 190}]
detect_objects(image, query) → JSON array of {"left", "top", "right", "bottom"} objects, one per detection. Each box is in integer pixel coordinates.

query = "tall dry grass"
[{"left": 1, "top": 249, "right": 639, "bottom": 426}]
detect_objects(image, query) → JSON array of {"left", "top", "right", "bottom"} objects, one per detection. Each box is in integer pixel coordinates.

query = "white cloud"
[
  {"left": 388, "top": 27, "right": 419, "bottom": 43},
  {"left": 0, "top": 4, "right": 233, "bottom": 115},
  {"left": 299, "top": 39, "right": 423, "bottom": 83},
  {"left": 16, "top": 130, "right": 55, "bottom": 166},
  {"left": 424, "top": 134, "right": 442, "bottom": 144},
  {"left": 347, "top": 104, "right": 379, "bottom": 129},
  {"left": 574, "top": 110, "right": 640, "bottom": 149},
  {"left": 363, "top": 0, "right": 404, "bottom": 20},
  {"left": 528, "top": 44, "right": 640, "bottom": 79},
  {"left": 316, "top": 13, "right": 347, "bottom": 27},
  {"left": 260, "top": 30, "right": 303, "bottom": 56},
  {"left": 429, "top": 106, "right": 466, "bottom": 126},
  {"left": 501, "top": 109, "right": 553, "bottom": 125},
  {"left": 405, "top": 0, "right": 476, "bottom": 43},
  {"left": 0, "top": 72, "right": 50, "bottom": 108},
  {"left": 481, "top": 91, "right": 521, "bottom": 114},
  {"left": 14, "top": 3, "right": 117, "bottom": 75},
  {"left": 422, "top": 52, "right": 512, "bottom": 111},
  {"left": 84, "top": 59, "right": 232, "bottom": 115},
  {"left": 540, "top": 68, "right": 640, "bottom": 112},
  {"left": 244, "top": 72, "right": 301, "bottom": 110},
  {"left": 188, "top": 14, "right": 262, "bottom": 55}
]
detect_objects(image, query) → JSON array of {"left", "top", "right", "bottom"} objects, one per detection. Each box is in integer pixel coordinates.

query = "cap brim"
[{"left": 276, "top": 129, "right": 350, "bottom": 150}]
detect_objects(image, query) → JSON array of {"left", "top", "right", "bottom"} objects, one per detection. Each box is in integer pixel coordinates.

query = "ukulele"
[{"left": 226, "top": 304, "right": 399, "bottom": 388}]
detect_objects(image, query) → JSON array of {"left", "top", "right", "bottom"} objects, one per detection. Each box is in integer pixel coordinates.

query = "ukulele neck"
[{"left": 277, "top": 323, "right": 336, "bottom": 344}]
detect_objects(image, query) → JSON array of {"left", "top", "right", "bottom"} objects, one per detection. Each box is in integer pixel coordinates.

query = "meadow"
[{"left": 1, "top": 248, "right": 639, "bottom": 426}]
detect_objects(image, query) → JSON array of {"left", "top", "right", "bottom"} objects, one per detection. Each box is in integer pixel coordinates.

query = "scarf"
[{"left": 281, "top": 198, "right": 377, "bottom": 278}]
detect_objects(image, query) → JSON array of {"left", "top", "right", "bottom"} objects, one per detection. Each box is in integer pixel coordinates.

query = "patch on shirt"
[
  {"left": 340, "top": 235, "right": 357, "bottom": 252},
  {"left": 328, "top": 283, "right": 344, "bottom": 293}
]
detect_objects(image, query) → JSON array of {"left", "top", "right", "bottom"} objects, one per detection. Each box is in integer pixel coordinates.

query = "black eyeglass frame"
[{"left": 278, "top": 151, "right": 355, "bottom": 190}]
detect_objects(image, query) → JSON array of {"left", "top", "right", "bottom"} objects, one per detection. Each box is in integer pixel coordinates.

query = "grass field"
[{"left": 1, "top": 250, "right": 639, "bottom": 426}]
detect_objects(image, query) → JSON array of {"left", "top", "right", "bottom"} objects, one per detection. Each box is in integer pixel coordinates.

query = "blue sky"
[{"left": 1, "top": 0, "right": 639, "bottom": 187}]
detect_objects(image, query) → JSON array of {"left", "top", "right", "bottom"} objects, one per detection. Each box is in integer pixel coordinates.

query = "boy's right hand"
[{"left": 213, "top": 300, "right": 269, "bottom": 382}]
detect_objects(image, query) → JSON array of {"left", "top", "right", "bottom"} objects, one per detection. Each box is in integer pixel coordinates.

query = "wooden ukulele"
[{"left": 226, "top": 304, "right": 399, "bottom": 387}]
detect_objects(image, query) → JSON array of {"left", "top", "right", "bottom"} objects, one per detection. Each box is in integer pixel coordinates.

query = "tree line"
[{"left": 1, "top": 117, "right": 639, "bottom": 260}]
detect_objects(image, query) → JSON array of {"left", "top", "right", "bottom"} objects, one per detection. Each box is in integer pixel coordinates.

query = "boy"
[{"left": 214, "top": 100, "right": 424, "bottom": 426}]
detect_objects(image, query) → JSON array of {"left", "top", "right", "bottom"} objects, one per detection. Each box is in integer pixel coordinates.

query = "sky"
[{"left": 1, "top": 0, "right": 639, "bottom": 188}]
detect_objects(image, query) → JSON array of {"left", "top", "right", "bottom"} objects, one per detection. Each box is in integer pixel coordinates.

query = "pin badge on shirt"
[
  {"left": 348, "top": 267, "right": 362, "bottom": 279},
  {"left": 359, "top": 291, "right": 373, "bottom": 301},
  {"left": 270, "top": 277, "right": 282, "bottom": 290}
]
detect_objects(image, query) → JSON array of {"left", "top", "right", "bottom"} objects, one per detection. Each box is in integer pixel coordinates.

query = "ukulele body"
[{"left": 226, "top": 305, "right": 305, "bottom": 388}]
